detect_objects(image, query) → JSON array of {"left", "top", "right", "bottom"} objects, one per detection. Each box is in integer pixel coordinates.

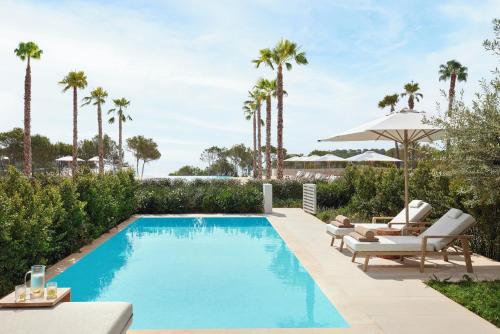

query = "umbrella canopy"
[
  {"left": 347, "top": 151, "right": 401, "bottom": 162},
  {"left": 302, "top": 155, "right": 321, "bottom": 162},
  {"left": 88, "top": 156, "right": 111, "bottom": 164},
  {"left": 284, "top": 156, "right": 304, "bottom": 162},
  {"left": 56, "top": 155, "right": 84, "bottom": 162},
  {"left": 319, "top": 109, "right": 443, "bottom": 226},
  {"left": 321, "top": 109, "right": 441, "bottom": 143},
  {"left": 317, "top": 154, "right": 346, "bottom": 162}
]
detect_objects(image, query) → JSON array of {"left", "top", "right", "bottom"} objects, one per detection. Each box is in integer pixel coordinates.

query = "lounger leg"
[
  {"left": 351, "top": 252, "right": 357, "bottom": 262},
  {"left": 330, "top": 236, "right": 335, "bottom": 247},
  {"left": 460, "top": 238, "right": 473, "bottom": 273},
  {"left": 442, "top": 250, "right": 449, "bottom": 262},
  {"left": 419, "top": 252, "right": 426, "bottom": 273},
  {"left": 399, "top": 256, "right": 405, "bottom": 262},
  {"left": 420, "top": 239, "right": 428, "bottom": 273},
  {"left": 363, "top": 256, "right": 370, "bottom": 272},
  {"left": 339, "top": 238, "right": 344, "bottom": 252}
]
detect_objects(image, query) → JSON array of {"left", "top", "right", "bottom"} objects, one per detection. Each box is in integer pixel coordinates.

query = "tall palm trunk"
[
  {"left": 118, "top": 115, "right": 123, "bottom": 169},
  {"left": 257, "top": 102, "right": 262, "bottom": 179},
  {"left": 97, "top": 103, "right": 104, "bottom": 175},
  {"left": 141, "top": 160, "right": 145, "bottom": 180},
  {"left": 408, "top": 96, "right": 414, "bottom": 110},
  {"left": 23, "top": 57, "right": 32, "bottom": 176},
  {"left": 276, "top": 64, "right": 284, "bottom": 179},
  {"left": 265, "top": 96, "right": 271, "bottom": 179},
  {"left": 72, "top": 87, "right": 78, "bottom": 176},
  {"left": 252, "top": 113, "right": 257, "bottom": 178},
  {"left": 448, "top": 73, "right": 456, "bottom": 117}
]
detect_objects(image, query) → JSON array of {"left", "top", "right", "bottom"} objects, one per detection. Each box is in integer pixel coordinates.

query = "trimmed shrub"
[
  {"left": 0, "top": 168, "right": 137, "bottom": 297},
  {"left": 137, "top": 179, "right": 263, "bottom": 214}
]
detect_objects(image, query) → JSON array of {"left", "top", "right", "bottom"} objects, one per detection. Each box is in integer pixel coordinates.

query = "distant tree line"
[
  {"left": 0, "top": 128, "right": 119, "bottom": 171},
  {"left": 0, "top": 128, "right": 160, "bottom": 177},
  {"left": 170, "top": 144, "right": 253, "bottom": 177}
]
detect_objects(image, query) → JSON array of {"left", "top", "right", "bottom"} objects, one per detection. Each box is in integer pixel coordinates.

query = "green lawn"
[{"left": 426, "top": 277, "right": 500, "bottom": 327}]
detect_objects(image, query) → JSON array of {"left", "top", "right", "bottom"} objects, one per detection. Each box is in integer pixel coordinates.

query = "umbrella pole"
[{"left": 403, "top": 130, "right": 410, "bottom": 230}]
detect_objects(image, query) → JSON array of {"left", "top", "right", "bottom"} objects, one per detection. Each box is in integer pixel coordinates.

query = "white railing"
[{"left": 303, "top": 183, "right": 317, "bottom": 215}]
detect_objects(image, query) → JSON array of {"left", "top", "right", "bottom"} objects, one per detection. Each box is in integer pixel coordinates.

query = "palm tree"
[
  {"left": 59, "top": 71, "right": 88, "bottom": 176},
  {"left": 108, "top": 98, "right": 132, "bottom": 169},
  {"left": 378, "top": 94, "right": 400, "bottom": 160},
  {"left": 401, "top": 82, "right": 423, "bottom": 168},
  {"left": 401, "top": 81, "right": 423, "bottom": 110},
  {"left": 14, "top": 41, "right": 43, "bottom": 176},
  {"left": 248, "top": 89, "right": 265, "bottom": 179},
  {"left": 255, "top": 78, "right": 286, "bottom": 179},
  {"left": 439, "top": 60, "right": 468, "bottom": 116},
  {"left": 253, "top": 39, "right": 308, "bottom": 179},
  {"left": 243, "top": 100, "right": 257, "bottom": 178},
  {"left": 82, "top": 87, "right": 108, "bottom": 175}
]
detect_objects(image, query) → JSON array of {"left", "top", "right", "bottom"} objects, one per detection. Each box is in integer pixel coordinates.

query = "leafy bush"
[
  {"left": 246, "top": 179, "right": 305, "bottom": 200},
  {"left": 316, "top": 178, "right": 351, "bottom": 209},
  {"left": 0, "top": 168, "right": 137, "bottom": 297},
  {"left": 137, "top": 179, "right": 263, "bottom": 214}
]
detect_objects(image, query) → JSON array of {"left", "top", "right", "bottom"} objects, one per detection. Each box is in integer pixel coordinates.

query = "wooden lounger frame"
[
  {"left": 328, "top": 221, "right": 431, "bottom": 251},
  {"left": 346, "top": 234, "right": 474, "bottom": 273}
]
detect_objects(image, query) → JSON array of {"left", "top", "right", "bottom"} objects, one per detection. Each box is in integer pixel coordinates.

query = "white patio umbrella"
[
  {"left": 284, "top": 156, "right": 303, "bottom": 162},
  {"left": 316, "top": 153, "right": 346, "bottom": 169},
  {"left": 347, "top": 151, "right": 401, "bottom": 162},
  {"left": 285, "top": 156, "right": 305, "bottom": 169},
  {"left": 56, "top": 155, "right": 84, "bottom": 162},
  {"left": 88, "top": 156, "right": 112, "bottom": 164},
  {"left": 316, "top": 154, "right": 345, "bottom": 162},
  {"left": 319, "top": 109, "right": 443, "bottom": 226}
]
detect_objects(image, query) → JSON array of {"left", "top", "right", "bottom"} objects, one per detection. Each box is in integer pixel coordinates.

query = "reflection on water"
[{"left": 51, "top": 217, "right": 348, "bottom": 329}]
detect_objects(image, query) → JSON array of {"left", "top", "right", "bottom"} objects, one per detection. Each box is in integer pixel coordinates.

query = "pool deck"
[{"left": 46, "top": 209, "right": 500, "bottom": 334}]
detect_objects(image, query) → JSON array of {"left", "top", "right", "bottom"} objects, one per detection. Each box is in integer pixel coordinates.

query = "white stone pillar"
[{"left": 263, "top": 183, "right": 273, "bottom": 214}]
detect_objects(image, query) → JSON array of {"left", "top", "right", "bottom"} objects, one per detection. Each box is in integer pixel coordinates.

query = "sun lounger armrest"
[
  {"left": 420, "top": 235, "right": 472, "bottom": 251},
  {"left": 371, "top": 216, "right": 394, "bottom": 223},
  {"left": 389, "top": 222, "right": 432, "bottom": 234}
]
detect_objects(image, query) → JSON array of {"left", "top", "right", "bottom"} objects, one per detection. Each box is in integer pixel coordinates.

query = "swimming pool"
[{"left": 51, "top": 217, "right": 348, "bottom": 329}]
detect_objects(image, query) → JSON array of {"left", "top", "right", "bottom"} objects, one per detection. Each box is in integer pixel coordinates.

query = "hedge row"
[
  {"left": 0, "top": 168, "right": 137, "bottom": 296},
  {"left": 137, "top": 179, "right": 263, "bottom": 213}
]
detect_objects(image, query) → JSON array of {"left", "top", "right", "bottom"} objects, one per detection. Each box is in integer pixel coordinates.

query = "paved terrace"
[{"left": 46, "top": 209, "right": 500, "bottom": 334}]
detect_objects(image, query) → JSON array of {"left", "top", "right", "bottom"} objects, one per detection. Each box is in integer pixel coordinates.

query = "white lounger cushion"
[
  {"left": 390, "top": 200, "right": 432, "bottom": 223},
  {"left": 419, "top": 209, "right": 476, "bottom": 249},
  {"left": 344, "top": 235, "right": 436, "bottom": 252},
  {"left": 326, "top": 223, "right": 399, "bottom": 237},
  {"left": 0, "top": 302, "right": 132, "bottom": 334}
]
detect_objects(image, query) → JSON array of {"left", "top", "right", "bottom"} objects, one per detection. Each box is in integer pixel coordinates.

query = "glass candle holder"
[
  {"left": 47, "top": 282, "right": 57, "bottom": 299},
  {"left": 15, "top": 284, "right": 26, "bottom": 303}
]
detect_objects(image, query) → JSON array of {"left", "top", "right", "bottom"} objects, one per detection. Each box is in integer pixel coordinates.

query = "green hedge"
[
  {"left": 0, "top": 168, "right": 137, "bottom": 297},
  {"left": 137, "top": 179, "right": 263, "bottom": 213}
]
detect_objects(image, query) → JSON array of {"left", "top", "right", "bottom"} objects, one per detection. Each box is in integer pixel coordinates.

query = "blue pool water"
[{"left": 51, "top": 217, "right": 349, "bottom": 329}]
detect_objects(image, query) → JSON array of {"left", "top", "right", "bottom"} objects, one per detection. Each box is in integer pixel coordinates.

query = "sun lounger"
[
  {"left": 0, "top": 302, "right": 132, "bottom": 334},
  {"left": 315, "top": 173, "right": 325, "bottom": 180},
  {"left": 343, "top": 208, "right": 476, "bottom": 272},
  {"left": 326, "top": 200, "right": 432, "bottom": 249},
  {"left": 295, "top": 171, "right": 304, "bottom": 178}
]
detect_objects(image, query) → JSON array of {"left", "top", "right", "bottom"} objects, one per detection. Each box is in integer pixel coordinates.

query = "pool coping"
[{"left": 45, "top": 210, "right": 500, "bottom": 334}]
